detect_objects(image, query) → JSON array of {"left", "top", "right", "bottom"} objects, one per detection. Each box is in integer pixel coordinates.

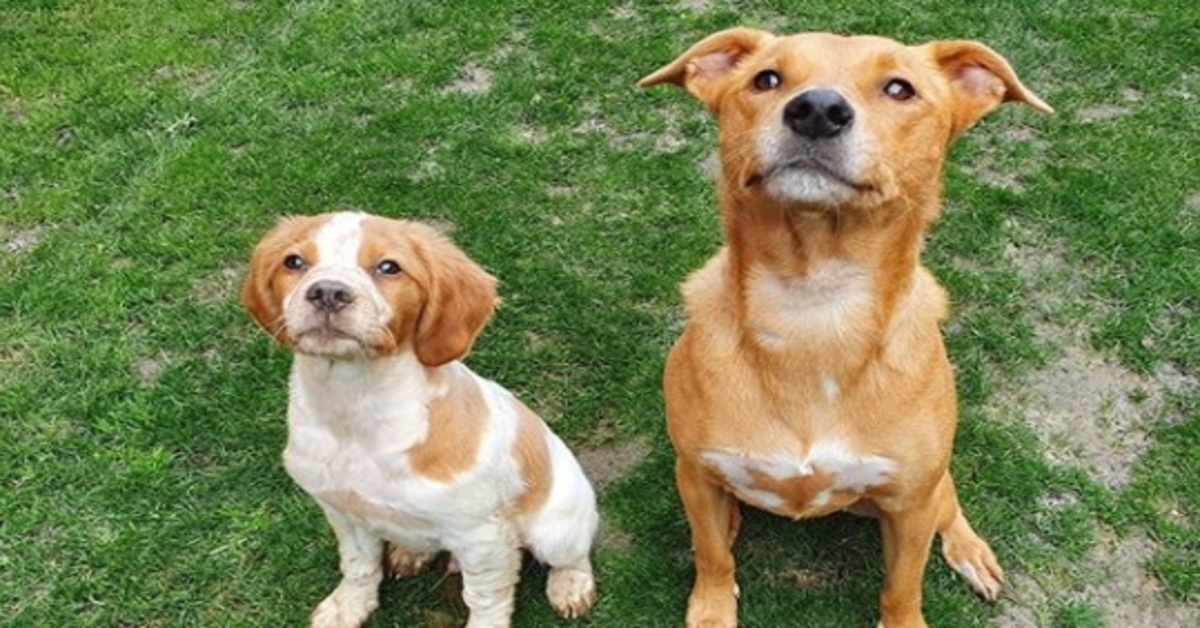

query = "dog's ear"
[
  {"left": 242, "top": 216, "right": 316, "bottom": 346},
  {"left": 638, "top": 27, "right": 773, "bottom": 110},
  {"left": 927, "top": 40, "right": 1053, "bottom": 136},
  {"left": 413, "top": 232, "right": 498, "bottom": 368}
]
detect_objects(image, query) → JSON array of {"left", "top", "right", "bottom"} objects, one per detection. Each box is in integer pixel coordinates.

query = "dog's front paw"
[
  {"left": 686, "top": 585, "right": 737, "bottom": 628},
  {"left": 310, "top": 587, "right": 378, "bottom": 628},
  {"left": 547, "top": 567, "right": 595, "bottom": 619}
]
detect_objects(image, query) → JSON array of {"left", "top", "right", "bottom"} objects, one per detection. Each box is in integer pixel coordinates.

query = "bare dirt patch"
[
  {"left": 190, "top": 265, "right": 243, "bottom": 306},
  {"left": 959, "top": 124, "right": 1051, "bottom": 193},
  {"left": 1186, "top": 190, "right": 1200, "bottom": 212},
  {"left": 1077, "top": 104, "right": 1133, "bottom": 123},
  {"left": 134, "top": 354, "right": 168, "bottom": 386},
  {"left": 439, "top": 63, "right": 494, "bottom": 96},
  {"left": 996, "top": 531, "right": 1200, "bottom": 627},
  {"left": 995, "top": 221, "right": 1196, "bottom": 488},
  {"left": 509, "top": 123, "right": 550, "bottom": 145},
  {"left": 985, "top": 222, "right": 1199, "bottom": 625},
  {"left": 677, "top": 0, "right": 714, "bottom": 13},
  {"left": 575, "top": 438, "right": 651, "bottom": 493},
  {"left": 997, "top": 345, "right": 1191, "bottom": 488},
  {"left": 2, "top": 225, "right": 46, "bottom": 256}
]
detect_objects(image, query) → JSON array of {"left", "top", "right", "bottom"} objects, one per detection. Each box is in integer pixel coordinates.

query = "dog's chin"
[
  {"left": 763, "top": 168, "right": 857, "bottom": 206},
  {"left": 291, "top": 327, "right": 375, "bottom": 359},
  {"left": 756, "top": 160, "right": 885, "bottom": 207}
]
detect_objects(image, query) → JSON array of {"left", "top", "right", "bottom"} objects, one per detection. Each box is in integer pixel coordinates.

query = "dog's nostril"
[
  {"left": 306, "top": 280, "right": 355, "bottom": 312},
  {"left": 784, "top": 89, "right": 855, "bottom": 139}
]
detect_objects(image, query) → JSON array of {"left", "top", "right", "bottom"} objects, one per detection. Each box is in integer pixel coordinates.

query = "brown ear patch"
[
  {"left": 927, "top": 40, "right": 1053, "bottom": 136},
  {"left": 409, "top": 227, "right": 498, "bottom": 367},
  {"left": 638, "top": 27, "right": 774, "bottom": 110},
  {"left": 241, "top": 215, "right": 325, "bottom": 345}
]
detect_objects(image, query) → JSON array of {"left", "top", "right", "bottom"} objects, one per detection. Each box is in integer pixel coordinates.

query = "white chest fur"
[
  {"left": 701, "top": 441, "right": 896, "bottom": 516},
  {"left": 282, "top": 355, "right": 517, "bottom": 547},
  {"left": 745, "top": 260, "right": 874, "bottom": 350}
]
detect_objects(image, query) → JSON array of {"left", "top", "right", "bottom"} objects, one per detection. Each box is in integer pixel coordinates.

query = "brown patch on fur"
[
  {"left": 241, "top": 215, "right": 328, "bottom": 344},
  {"left": 747, "top": 469, "right": 842, "bottom": 514},
  {"left": 401, "top": 221, "right": 498, "bottom": 367},
  {"left": 408, "top": 369, "right": 488, "bottom": 482},
  {"left": 511, "top": 401, "right": 552, "bottom": 515}
]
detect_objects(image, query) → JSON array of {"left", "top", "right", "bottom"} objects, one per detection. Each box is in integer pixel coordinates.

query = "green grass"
[{"left": 2, "top": 0, "right": 1197, "bottom": 626}]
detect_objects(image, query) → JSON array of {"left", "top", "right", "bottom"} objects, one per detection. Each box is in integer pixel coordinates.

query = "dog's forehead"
[
  {"left": 312, "top": 212, "right": 366, "bottom": 266},
  {"left": 764, "top": 32, "right": 912, "bottom": 73}
]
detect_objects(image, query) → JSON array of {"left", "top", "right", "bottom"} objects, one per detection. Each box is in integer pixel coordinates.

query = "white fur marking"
[
  {"left": 747, "top": 260, "right": 872, "bottom": 348},
  {"left": 700, "top": 451, "right": 787, "bottom": 509},
  {"left": 822, "top": 376, "right": 840, "bottom": 403},
  {"left": 702, "top": 441, "right": 896, "bottom": 511}
]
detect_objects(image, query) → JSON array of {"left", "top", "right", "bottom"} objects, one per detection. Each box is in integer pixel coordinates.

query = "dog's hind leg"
[{"left": 521, "top": 473, "right": 598, "bottom": 618}]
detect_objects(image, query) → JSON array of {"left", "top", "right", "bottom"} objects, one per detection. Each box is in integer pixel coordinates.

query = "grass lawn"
[{"left": 2, "top": 1, "right": 1197, "bottom": 626}]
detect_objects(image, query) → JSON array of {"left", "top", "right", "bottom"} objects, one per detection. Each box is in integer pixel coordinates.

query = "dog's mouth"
[
  {"left": 291, "top": 318, "right": 372, "bottom": 356},
  {"left": 745, "top": 156, "right": 874, "bottom": 194}
]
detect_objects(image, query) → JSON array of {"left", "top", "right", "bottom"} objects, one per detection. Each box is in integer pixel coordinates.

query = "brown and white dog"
[
  {"left": 640, "top": 29, "right": 1051, "bottom": 627},
  {"left": 242, "top": 212, "right": 598, "bottom": 628}
]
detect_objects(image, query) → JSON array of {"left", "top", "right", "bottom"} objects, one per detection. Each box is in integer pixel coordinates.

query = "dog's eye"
[
  {"left": 883, "top": 78, "right": 916, "bottom": 101},
  {"left": 375, "top": 260, "right": 402, "bottom": 276},
  {"left": 283, "top": 254, "right": 307, "bottom": 271},
  {"left": 752, "top": 70, "right": 782, "bottom": 91}
]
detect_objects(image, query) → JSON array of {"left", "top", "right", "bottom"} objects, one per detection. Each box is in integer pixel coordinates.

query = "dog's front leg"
[
  {"left": 310, "top": 507, "right": 384, "bottom": 628},
  {"left": 677, "top": 456, "right": 741, "bottom": 628},
  {"left": 451, "top": 521, "right": 522, "bottom": 628},
  {"left": 877, "top": 501, "right": 939, "bottom": 628}
]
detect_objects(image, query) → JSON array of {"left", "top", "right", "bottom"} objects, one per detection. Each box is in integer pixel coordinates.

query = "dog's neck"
[
  {"left": 717, "top": 181, "right": 941, "bottom": 366},
  {"left": 726, "top": 189, "right": 928, "bottom": 278},
  {"left": 289, "top": 350, "right": 438, "bottom": 413}
]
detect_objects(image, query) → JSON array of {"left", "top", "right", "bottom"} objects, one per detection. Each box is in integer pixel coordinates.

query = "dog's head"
[
  {"left": 242, "top": 212, "right": 497, "bottom": 366},
  {"left": 640, "top": 29, "right": 1051, "bottom": 210}
]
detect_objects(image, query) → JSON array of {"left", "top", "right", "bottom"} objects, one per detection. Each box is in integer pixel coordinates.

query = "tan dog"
[
  {"left": 640, "top": 29, "right": 1051, "bottom": 627},
  {"left": 242, "top": 212, "right": 597, "bottom": 628}
]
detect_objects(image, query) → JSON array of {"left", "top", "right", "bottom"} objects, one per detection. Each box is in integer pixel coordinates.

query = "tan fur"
[
  {"left": 242, "top": 215, "right": 328, "bottom": 344},
  {"left": 512, "top": 400, "right": 553, "bottom": 516},
  {"left": 642, "top": 29, "right": 1050, "bottom": 628},
  {"left": 408, "top": 366, "right": 490, "bottom": 482}
]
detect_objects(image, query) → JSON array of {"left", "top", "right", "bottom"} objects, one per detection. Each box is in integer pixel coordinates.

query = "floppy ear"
[
  {"left": 638, "top": 27, "right": 773, "bottom": 111},
  {"left": 926, "top": 40, "right": 1053, "bottom": 136},
  {"left": 241, "top": 216, "right": 314, "bottom": 346},
  {"left": 413, "top": 232, "right": 498, "bottom": 368}
]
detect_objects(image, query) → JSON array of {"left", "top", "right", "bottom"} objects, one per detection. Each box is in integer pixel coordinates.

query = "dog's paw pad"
[{"left": 547, "top": 567, "right": 596, "bottom": 619}]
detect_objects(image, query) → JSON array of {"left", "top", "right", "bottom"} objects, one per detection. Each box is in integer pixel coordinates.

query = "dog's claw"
[
  {"left": 547, "top": 567, "right": 596, "bottom": 619},
  {"left": 943, "top": 536, "right": 1003, "bottom": 600}
]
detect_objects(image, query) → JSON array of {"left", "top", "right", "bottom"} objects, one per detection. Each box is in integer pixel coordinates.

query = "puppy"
[
  {"left": 640, "top": 29, "right": 1051, "bottom": 627},
  {"left": 242, "top": 212, "right": 598, "bottom": 628}
]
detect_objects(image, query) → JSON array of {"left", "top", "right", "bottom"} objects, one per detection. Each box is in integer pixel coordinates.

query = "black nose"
[
  {"left": 305, "top": 280, "right": 355, "bottom": 313},
  {"left": 784, "top": 89, "right": 855, "bottom": 139}
]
